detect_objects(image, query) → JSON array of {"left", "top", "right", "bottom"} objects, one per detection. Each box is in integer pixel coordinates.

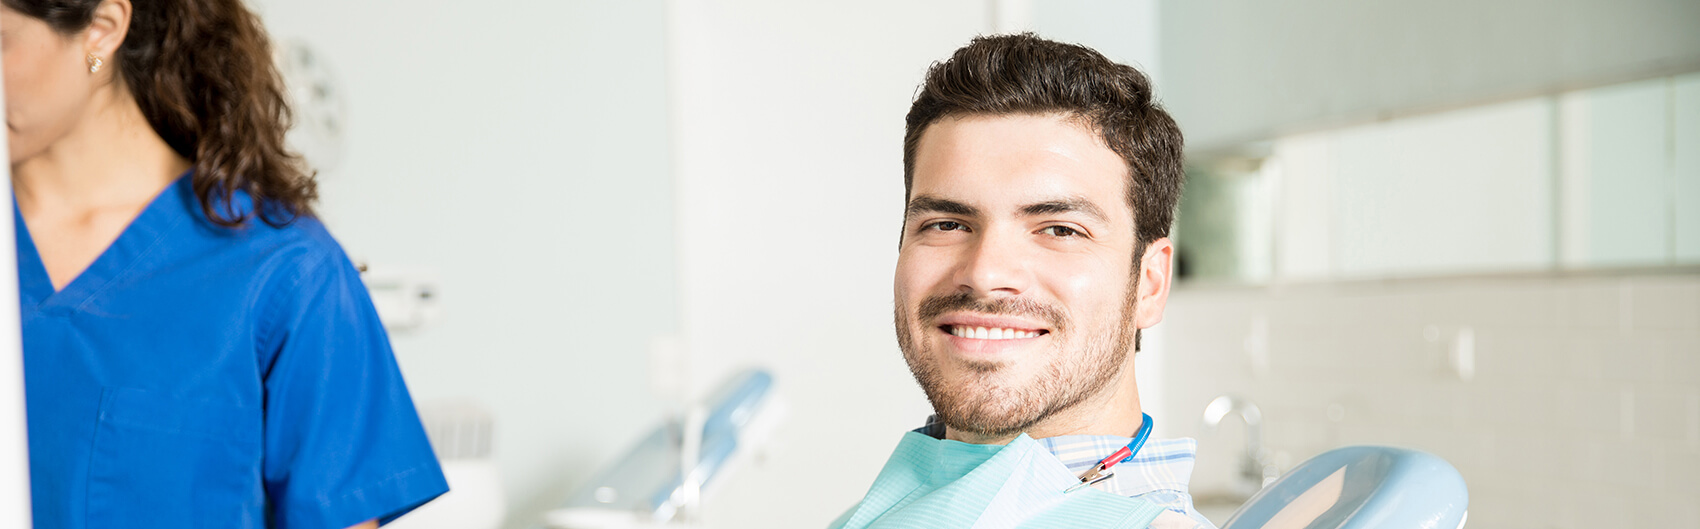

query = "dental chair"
[
  {"left": 547, "top": 373, "right": 1465, "bottom": 529},
  {"left": 1220, "top": 445, "right": 1469, "bottom": 529},
  {"left": 546, "top": 369, "right": 781, "bottom": 529}
]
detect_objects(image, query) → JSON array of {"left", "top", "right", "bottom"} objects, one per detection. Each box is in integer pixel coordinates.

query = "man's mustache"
[{"left": 915, "top": 292, "right": 1068, "bottom": 331}]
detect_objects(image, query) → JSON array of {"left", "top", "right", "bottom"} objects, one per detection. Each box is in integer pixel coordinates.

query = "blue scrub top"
[{"left": 16, "top": 175, "right": 449, "bottom": 528}]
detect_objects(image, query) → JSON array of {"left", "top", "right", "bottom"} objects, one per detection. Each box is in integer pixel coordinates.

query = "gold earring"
[{"left": 87, "top": 54, "right": 103, "bottom": 73}]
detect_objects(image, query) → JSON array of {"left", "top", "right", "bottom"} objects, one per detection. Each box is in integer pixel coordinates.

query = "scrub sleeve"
[
  {"left": 259, "top": 250, "right": 448, "bottom": 528},
  {"left": 17, "top": 176, "right": 449, "bottom": 528}
]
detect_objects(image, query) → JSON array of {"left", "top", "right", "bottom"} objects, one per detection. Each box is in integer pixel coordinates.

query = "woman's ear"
[{"left": 82, "top": 0, "right": 132, "bottom": 60}]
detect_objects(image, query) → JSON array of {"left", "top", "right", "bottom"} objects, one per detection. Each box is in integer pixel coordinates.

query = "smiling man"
[{"left": 831, "top": 35, "right": 1210, "bottom": 529}]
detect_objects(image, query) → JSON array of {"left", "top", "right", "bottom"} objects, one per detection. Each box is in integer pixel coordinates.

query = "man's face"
[{"left": 895, "top": 113, "right": 1143, "bottom": 439}]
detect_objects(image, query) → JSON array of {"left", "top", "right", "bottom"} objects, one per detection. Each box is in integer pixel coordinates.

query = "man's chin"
[
  {"left": 938, "top": 406, "right": 1043, "bottom": 440},
  {"left": 949, "top": 356, "right": 1006, "bottom": 374},
  {"left": 929, "top": 379, "right": 1046, "bottom": 435}
]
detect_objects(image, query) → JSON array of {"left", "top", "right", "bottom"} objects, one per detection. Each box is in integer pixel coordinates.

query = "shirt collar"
[{"left": 913, "top": 415, "right": 1199, "bottom": 498}]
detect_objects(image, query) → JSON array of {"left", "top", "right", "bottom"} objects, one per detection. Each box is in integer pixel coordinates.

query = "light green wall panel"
[
  {"left": 1675, "top": 73, "right": 1700, "bottom": 263},
  {"left": 1583, "top": 80, "right": 1669, "bottom": 266}
]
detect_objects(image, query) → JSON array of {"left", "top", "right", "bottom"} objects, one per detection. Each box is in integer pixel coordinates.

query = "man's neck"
[{"left": 944, "top": 367, "right": 1144, "bottom": 445}]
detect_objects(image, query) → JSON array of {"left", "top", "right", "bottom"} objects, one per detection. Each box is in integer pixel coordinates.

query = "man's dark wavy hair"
[{"left": 903, "top": 33, "right": 1185, "bottom": 247}]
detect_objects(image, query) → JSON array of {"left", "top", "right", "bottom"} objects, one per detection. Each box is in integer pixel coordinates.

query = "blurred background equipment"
[
  {"left": 275, "top": 39, "right": 347, "bottom": 174},
  {"left": 276, "top": 42, "right": 446, "bottom": 336},
  {"left": 546, "top": 369, "right": 782, "bottom": 529},
  {"left": 389, "top": 400, "right": 508, "bottom": 529},
  {"left": 359, "top": 263, "right": 444, "bottom": 333},
  {"left": 1201, "top": 396, "right": 1276, "bottom": 495}
]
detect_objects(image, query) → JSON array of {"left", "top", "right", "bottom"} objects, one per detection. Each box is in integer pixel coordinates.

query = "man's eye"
[
  {"left": 927, "top": 221, "right": 967, "bottom": 232},
  {"left": 1040, "top": 225, "right": 1081, "bottom": 237}
]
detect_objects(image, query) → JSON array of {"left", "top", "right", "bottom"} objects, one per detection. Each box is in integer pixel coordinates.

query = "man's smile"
[
  {"left": 943, "top": 325, "right": 1042, "bottom": 340},
  {"left": 933, "top": 313, "right": 1051, "bottom": 336},
  {"left": 930, "top": 313, "right": 1054, "bottom": 358}
]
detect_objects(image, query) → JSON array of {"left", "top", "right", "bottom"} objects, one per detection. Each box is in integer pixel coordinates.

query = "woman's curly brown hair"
[{"left": 6, "top": 0, "right": 317, "bottom": 227}]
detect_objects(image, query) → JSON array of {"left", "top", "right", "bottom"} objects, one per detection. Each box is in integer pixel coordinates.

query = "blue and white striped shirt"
[
  {"left": 916, "top": 419, "right": 1218, "bottom": 529},
  {"left": 1036, "top": 435, "right": 1217, "bottom": 529}
]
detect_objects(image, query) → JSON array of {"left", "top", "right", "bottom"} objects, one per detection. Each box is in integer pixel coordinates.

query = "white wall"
[
  {"left": 249, "top": 2, "right": 678, "bottom": 527},
  {"left": 1029, "top": 0, "right": 1160, "bottom": 81},
  {"left": 665, "top": 2, "right": 983, "bottom": 525},
  {"left": 1161, "top": 0, "right": 1700, "bottom": 152}
]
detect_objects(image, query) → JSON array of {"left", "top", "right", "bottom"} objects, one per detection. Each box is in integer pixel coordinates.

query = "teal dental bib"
[{"left": 831, "top": 432, "right": 1165, "bottom": 529}]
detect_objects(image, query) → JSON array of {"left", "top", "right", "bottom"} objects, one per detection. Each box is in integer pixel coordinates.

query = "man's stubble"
[{"left": 895, "top": 269, "right": 1140, "bottom": 439}]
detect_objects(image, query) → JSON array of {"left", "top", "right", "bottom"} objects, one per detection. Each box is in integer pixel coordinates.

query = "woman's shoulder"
[
  {"left": 166, "top": 178, "right": 363, "bottom": 294},
  {"left": 171, "top": 178, "right": 336, "bottom": 250},
  {"left": 242, "top": 213, "right": 339, "bottom": 251},
  {"left": 177, "top": 197, "right": 354, "bottom": 281},
  {"left": 234, "top": 214, "right": 355, "bottom": 277}
]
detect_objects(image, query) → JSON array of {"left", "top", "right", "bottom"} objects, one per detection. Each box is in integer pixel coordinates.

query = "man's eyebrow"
[
  {"left": 905, "top": 196, "right": 979, "bottom": 220},
  {"left": 1019, "top": 197, "right": 1109, "bottom": 223}
]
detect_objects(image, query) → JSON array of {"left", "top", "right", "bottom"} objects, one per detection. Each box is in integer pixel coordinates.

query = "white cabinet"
[
  {"left": 1329, "top": 99, "right": 1553, "bottom": 277},
  {"left": 1178, "top": 73, "right": 1700, "bottom": 282},
  {"left": 1561, "top": 78, "right": 1673, "bottom": 267}
]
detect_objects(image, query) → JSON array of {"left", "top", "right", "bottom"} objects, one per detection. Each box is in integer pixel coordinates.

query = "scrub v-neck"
[{"left": 14, "top": 176, "right": 190, "bottom": 315}]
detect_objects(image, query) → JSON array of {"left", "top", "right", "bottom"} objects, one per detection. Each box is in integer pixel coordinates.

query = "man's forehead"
[{"left": 908, "top": 114, "right": 1132, "bottom": 220}]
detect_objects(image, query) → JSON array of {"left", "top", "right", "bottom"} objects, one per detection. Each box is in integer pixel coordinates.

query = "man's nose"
[{"left": 955, "top": 229, "right": 1032, "bottom": 296}]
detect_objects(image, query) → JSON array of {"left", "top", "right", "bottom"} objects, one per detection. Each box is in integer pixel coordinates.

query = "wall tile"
[
  {"left": 1628, "top": 278, "right": 1700, "bottom": 331},
  {"left": 1667, "top": 448, "right": 1700, "bottom": 492},
  {"left": 1489, "top": 385, "right": 1559, "bottom": 431},
  {"left": 1562, "top": 338, "right": 1609, "bottom": 382},
  {"left": 1596, "top": 336, "right": 1666, "bottom": 383},
  {"left": 1635, "top": 493, "right": 1699, "bottom": 527},
  {"left": 1600, "top": 437, "right": 1667, "bottom": 491},
  {"left": 1556, "top": 279, "right": 1631, "bottom": 331},
  {"left": 1551, "top": 434, "right": 1597, "bottom": 482},
  {"left": 1573, "top": 492, "right": 1631, "bottom": 529},
  {"left": 1509, "top": 333, "right": 1569, "bottom": 383},
  {"left": 1162, "top": 272, "right": 1700, "bottom": 525},
  {"left": 1663, "top": 332, "right": 1700, "bottom": 385},
  {"left": 1627, "top": 386, "right": 1694, "bottom": 442}
]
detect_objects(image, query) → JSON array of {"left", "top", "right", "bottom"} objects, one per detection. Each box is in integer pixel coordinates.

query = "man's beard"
[{"left": 895, "top": 276, "right": 1138, "bottom": 439}]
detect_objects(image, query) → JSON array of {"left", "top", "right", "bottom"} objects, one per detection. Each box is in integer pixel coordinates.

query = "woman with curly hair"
[{"left": 1, "top": 0, "right": 448, "bottom": 526}]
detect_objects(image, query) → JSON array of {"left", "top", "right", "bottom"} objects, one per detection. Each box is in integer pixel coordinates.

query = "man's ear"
[
  {"left": 1133, "top": 237, "right": 1174, "bottom": 330},
  {"left": 82, "top": 0, "right": 132, "bottom": 61}
]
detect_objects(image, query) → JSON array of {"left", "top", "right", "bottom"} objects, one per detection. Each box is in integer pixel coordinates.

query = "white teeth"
[{"left": 949, "top": 326, "right": 1039, "bottom": 340}]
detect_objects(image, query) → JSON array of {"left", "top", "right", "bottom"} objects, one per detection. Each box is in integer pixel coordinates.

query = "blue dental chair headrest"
[{"left": 1224, "top": 446, "right": 1468, "bottom": 529}]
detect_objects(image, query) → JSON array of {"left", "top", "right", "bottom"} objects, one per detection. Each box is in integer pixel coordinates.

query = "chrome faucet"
[{"left": 1202, "top": 395, "right": 1276, "bottom": 491}]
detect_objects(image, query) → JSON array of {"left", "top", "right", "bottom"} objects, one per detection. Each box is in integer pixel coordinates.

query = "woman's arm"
[
  {"left": 345, "top": 520, "right": 377, "bottom": 529},
  {"left": 259, "top": 253, "right": 448, "bottom": 526}
]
